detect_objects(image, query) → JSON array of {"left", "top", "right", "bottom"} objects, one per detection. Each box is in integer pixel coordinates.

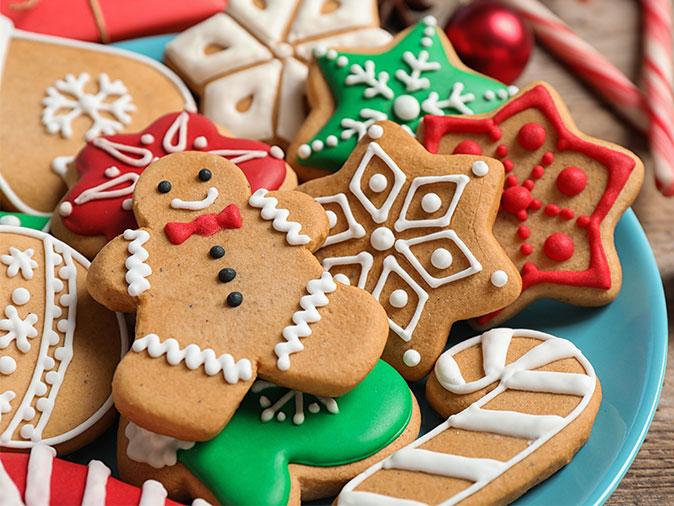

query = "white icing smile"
[{"left": 170, "top": 187, "right": 219, "bottom": 210}]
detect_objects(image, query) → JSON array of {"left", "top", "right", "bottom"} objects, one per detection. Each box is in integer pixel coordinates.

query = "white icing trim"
[
  {"left": 91, "top": 138, "right": 154, "bottom": 167},
  {"left": 315, "top": 193, "right": 366, "bottom": 247},
  {"left": 125, "top": 421, "right": 194, "bottom": 469},
  {"left": 170, "top": 187, "right": 219, "bottom": 211},
  {"left": 249, "top": 189, "right": 310, "bottom": 245},
  {"left": 73, "top": 172, "right": 139, "bottom": 205},
  {"left": 80, "top": 460, "right": 111, "bottom": 506},
  {"left": 322, "top": 252, "right": 374, "bottom": 290},
  {"left": 123, "top": 229, "right": 152, "bottom": 297},
  {"left": 25, "top": 444, "right": 55, "bottom": 506},
  {"left": 138, "top": 480, "right": 168, "bottom": 506}
]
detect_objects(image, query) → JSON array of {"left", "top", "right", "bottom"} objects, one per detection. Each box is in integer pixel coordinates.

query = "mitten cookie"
[
  {"left": 299, "top": 121, "right": 521, "bottom": 380},
  {"left": 117, "top": 360, "right": 420, "bottom": 505},
  {"left": 420, "top": 82, "right": 644, "bottom": 326},
  {"left": 0, "top": 226, "right": 127, "bottom": 454},
  {"left": 0, "top": 213, "right": 50, "bottom": 231},
  {"left": 51, "top": 111, "right": 296, "bottom": 259},
  {"left": 88, "top": 151, "right": 389, "bottom": 441},
  {"left": 0, "top": 15, "right": 194, "bottom": 216},
  {"left": 164, "top": 0, "right": 391, "bottom": 147},
  {"left": 287, "top": 15, "right": 518, "bottom": 180},
  {"left": 338, "top": 328, "right": 601, "bottom": 505},
  {"left": 0, "top": 445, "right": 182, "bottom": 505}
]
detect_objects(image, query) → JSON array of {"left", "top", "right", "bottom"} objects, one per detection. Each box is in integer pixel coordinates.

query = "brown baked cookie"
[
  {"left": 0, "top": 15, "right": 194, "bottom": 216},
  {"left": 420, "top": 82, "right": 644, "bottom": 327},
  {"left": 299, "top": 121, "right": 521, "bottom": 380},
  {"left": 0, "top": 225, "right": 126, "bottom": 455},
  {"left": 337, "top": 328, "right": 601, "bottom": 505},
  {"left": 87, "top": 151, "right": 389, "bottom": 442}
]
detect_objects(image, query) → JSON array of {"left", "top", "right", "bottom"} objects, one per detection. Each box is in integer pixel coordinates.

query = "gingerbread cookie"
[
  {"left": 164, "top": 0, "right": 391, "bottom": 146},
  {"left": 51, "top": 111, "right": 296, "bottom": 259},
  {"left": 0, "top": 225, "right": 127, "bottom": 454},
  {"left": 338, "top": 328, "right": 601, "bottom": 505},
  {"left": 87, "top": 151, "right": 389, "bottom": 441},
  {"left": 117, "top": 360, "right": 420, "bottom": 505},
  {"left": 0, "top": 212, "right": 50, "bottom": 231},
  {"left": 287, "top": 15, "right": 518, "bottom": 180},
  {"left": 299, "top": 121, "right": 521, "bottom": 380},
  {"left": 420, "top": 82, "right": 644, "bottom": 326},
  {"left": 0, "top": 15, "right": 194, "bottom": 216}
]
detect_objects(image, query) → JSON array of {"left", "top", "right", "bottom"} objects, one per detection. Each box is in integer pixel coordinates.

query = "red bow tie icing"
[{"left": 164, "top": 204, "right": 243, "bottom": 245}]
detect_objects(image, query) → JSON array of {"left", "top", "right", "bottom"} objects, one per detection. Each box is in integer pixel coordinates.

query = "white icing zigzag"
[
  {"left": 132, "top": 334, "right": 253, "bottom": 385},
  {"left": 123, "top": 229, "right": 152, "bottom": 297},
  {"left": 275, "top": 272, "right": 337, "bottom": 371},
  {"left": 249, "top": 189, "right": 311, "bottom": 246}
]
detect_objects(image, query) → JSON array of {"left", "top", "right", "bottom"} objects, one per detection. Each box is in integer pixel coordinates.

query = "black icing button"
[
  {"left": 218, "top": 268, "right": 236, "bottom": 283},
  {"left": 227, "top": 292, "right": 243, "bottom": 307},
  {"left": 209, "top": 245, "right": 225, "bottom": 259},
  {"left": 198, "top": 168, "right": 212, "bottom": 181},
  {"left": 157, "top": 180, "right": 172, "bottom": 193}
]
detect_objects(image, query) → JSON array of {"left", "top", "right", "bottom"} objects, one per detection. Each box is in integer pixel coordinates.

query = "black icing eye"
[
  {"left": 227, "top": 292, "right": 243, "bottom": 307},
  {"left": 218, "top": 268, "right": 236, "bottom": 283},
  {"left": 209, "top": 245, "right": 225, "bottom": 259},
  {"left": 157, "top": 180, "right": 172, "bottom": 193},
  {"left": 198, "top": 168, "right": 212, "bottom": 182}
]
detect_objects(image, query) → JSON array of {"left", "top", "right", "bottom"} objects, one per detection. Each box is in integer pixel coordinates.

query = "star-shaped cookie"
[{"left": 299, "top": 121, "right": 521, "bottom": 380}]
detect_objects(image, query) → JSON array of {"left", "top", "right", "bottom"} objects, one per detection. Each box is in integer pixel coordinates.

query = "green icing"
[
  {"left": 299, "top": 17, "right": 515, "bottom": 172},
  {"left": 178, "top": 361, "right": 412, "bottom": 506},
  {"left": 0, "top": 212, "right": 50, "bottom": 231}
]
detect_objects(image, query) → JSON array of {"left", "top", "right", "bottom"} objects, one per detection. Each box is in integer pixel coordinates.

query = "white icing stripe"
[
  {"left": 0, "top": 174, "right": 52, "bottom": 218},
  {"left": 80, "top": 460, "right": 111, "bottom": 506},
  {"left": 275, "top": 272, "right": 337, "bottom": 371},
  {"left": 124, "top": 229, "right": 152, "bottom": 297},
  {"left": 25, "top": 445, "right": 55, "bottom": 506},
  {"left": 207, "top": 149, "right": 268, "bottom": 165},
  {"left": 505, "top": 370, "right": 595, "bottom": 396},
  {"left": 163, "top": 111, "right": 189, "bottom": 153},
  {"left": 449, "top": 406, "right": 565, "bottom": 440},
  {"left": 481, "top": 328, "right": 511, "bottom": 376},
  {"left": 132, "top": 334, "right": 253, "bottom": 384},
  {"left": 0, "top": 17, "right": 12, "bottom": 90},
  {"left": 92, "top": 138, "right": 154, "bottom": 167},
  {"left": 339, "top": 491, "right": 424, "bottom": 506},
  {"left": 138, "top": 480, "right": 168, "bottom": 506},
  {"left": 0, "top": 455, "right": 24, "bottom": 506},
  {"left": 73, "top": 172, "right": 139, "bottom": 205},
  {"left": 170, "top": 187, "right": 219, "bottom": 211},
  {"left": 249, "top": 189, "right": 310, "bottom": 245}
]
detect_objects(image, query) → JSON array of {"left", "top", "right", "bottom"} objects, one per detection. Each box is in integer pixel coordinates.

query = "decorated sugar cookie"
[
  {"left": 118, "top": 360, "right": 420, "bottom": 505},
  {"left": 288, "top": 15, "right": 518, "bottom": 180},
  {"left": 298, "top": 122, "right": 521, "bottom": 380},
  {"left": 338, "top": 328, "right": 601, "bottom": 505},
  {"left": 0, "top": 15, "right": 194, "bottom": 216},
  {"left": 0, "top": 445, "right": 182, "bottom": 505},
  {"left": 421, "top": 83, "right": 644, "bottom": 326},
  {"left": 51, "top": 111, "right": 296, "bottom": 259},
  {"left": 88, "top": 151, "right": 389, "bottom": 442},
  {"left": 0, "top": 226, "right": 126, "bottom": 454},
  {"left": 164, "top": 0, "right": 391, "bottom": 145},
  {"left": 0, "top": 212, "right": 50, "bottom": 231}
]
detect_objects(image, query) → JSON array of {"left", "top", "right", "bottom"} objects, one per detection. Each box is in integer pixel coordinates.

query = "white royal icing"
[
  {"left": 123, "top": 229, "right": 152, "bottom": 297},
  {"left": 1, "top": 247, "right": 38, "bottom": 279},
  {"left": 170, "top": 187, "right": 219, "bottom": 211},
  {"left": 25, "top": 444, "right": 56, "bottom": 506},
  {"left": 80, "top": 460, "right": 111, "bottom": 506},
  {"left": 125, "top": 421, "right": 195, "bottom": 469},
  {"left": 249, "top": 189, "right": 311, "bottom": 246},
  {"left": 251, "top": 381, "right": 339, "bottom": 426}
]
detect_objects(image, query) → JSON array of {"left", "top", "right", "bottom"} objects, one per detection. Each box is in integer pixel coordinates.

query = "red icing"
[
  {"left": 503, "top": 160, "right": 514, "bottom": 172},
  {"left": 452, "top": 140, "right": 482, "bottom": 155},
  {"left": 544, "top": 232, "right": 574, "bottom": 262},
  {"left": 495, "top": 144, "right": 508, "bottom": 158},
  {"left": 523, "top": 179, "right": 534, "bottom": 190},
  {"left": 502, "top": 186, "right": 532, "bottom": 215},
  {"left": 541, "top": 152, "right": 555, "bottom": 165},
  {"left": 577, "top": 215, "right": 591, "bottom": 228},
  {"left": 505, "top": 175, "right": 518, "bottom": 187},
  {"left": 517, "top": 123, "right": 546, "bottom": 150},
  {"left": 517, "top": 225, "right": 531, "bottom": 239},
  {"left": 544, "top": 204, "right": 560, "bottom": 216},
  {"left": 520, "top": 243, "right": 533, "bottom": 255},
  {"left": 556, "top": 166, "right": 588, "bottom": 196},
  {"left": 61, "top": 112, "right": 286, "bottom": 240},
  {"left": 164, "top": 204, "right": 243, "bottom": 245},
  {"left": 531, "top": 165, "right": 545, "bottom": 179},
  {"left": 560, "top": 208, "right": 575, "bottom": 220},
  {"left": 529, "top": 198, "right": 542, "bottom": 210}
]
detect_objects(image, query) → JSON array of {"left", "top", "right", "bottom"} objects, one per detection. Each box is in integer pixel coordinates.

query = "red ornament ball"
[
  {"left": 445, "top": 1, "right": 533, "bottom": 84},
  {"left": 544, "top": 232, "right": 574, "bottom": 262}
]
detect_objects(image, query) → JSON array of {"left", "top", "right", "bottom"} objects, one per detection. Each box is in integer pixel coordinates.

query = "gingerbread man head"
[{"left": 88, "top": 152, "right": 389, "bottom": 441}]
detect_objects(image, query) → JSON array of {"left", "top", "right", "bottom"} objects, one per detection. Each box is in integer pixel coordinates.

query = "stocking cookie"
[
  {"left": 0, "top": 226, "right": 127, "bottom": 454},
  {"left": 117, "top": 360, "right": 420, "bottom": 505},
  {"left": 88, "top": 151, "right": 389, "bottom": 442},
  {"left": 164, "top": 0, "right": 391, "bottom": 146},
  {"left": 0, "top": 212, "right": 50, "bottom": 231},
  {"left": 287, "top": 15, "right": 518, "bottom": 180},
  {"left": 420, "top": 83, "right": 644, "bottom": 326},
  {"left": 338, "top": 328, "right": 601, "bottom": 505},
  {"left": 0, "top": 15, "right": 194, "bottom": 216},
  {"left": 299, "top": 121, "right": 521, "bottom": 380},
  {"left": 51, "top": 111, "right": 296, "bottom": 259}
]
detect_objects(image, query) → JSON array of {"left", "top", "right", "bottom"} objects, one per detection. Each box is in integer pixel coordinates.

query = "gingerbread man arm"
[{"left": 88, "top": 228, "right": 152, "bottom": 313}]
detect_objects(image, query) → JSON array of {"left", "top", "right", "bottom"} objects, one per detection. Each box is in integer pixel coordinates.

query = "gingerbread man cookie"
[
  {"left": 299, "top": 121, "right": 521, "bottom": 380},
  {"left": 338, "top": 328, "right": 601, "bottom": 505},
  {"left": 51, "top": 111, "right": 296, "bottom": 259},
  {"left": 88, "top": 151, "right": 389, "bottom": 441},
  {"left": 420, "top": 83, "right": 644, "bottom": 326}
]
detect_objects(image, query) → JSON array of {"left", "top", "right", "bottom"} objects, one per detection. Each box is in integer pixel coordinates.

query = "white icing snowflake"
[
  {"left": 0, "top": 391, "right": 15, "bottom": 421},
  {"left": 395, "top": 50, "right": 441, "bottom": 92},
  {"left": 422, "top": 83, "right": 475, "bottom": 116},
  {"left": 1, "top": 247, "right": 38, "bottom": 279},
  {"left": 340, "top": 109, "right": 388, "bottom": 141},
  {"left": 0, "top": 305, "right": 38, "bottom": 353},
  {"left": 346, "top": 61, "right": 394, "bottom": 99},
  {"left": 42, "top": 73, "right": 136, "bottom": 141},
  {"left": 252, "top": 381, "right": 339, "bottom": 425}
]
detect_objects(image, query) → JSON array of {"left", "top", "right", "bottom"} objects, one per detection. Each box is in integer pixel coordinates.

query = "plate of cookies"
[{"left": 0, "top": 2, "right": 667, "bottom": 505}]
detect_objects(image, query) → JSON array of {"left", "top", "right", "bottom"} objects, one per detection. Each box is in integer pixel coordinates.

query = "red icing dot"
[
  {"left": 522, "top": 262, "right": 537, "bottom": 275},
  {"left": 503, "top": 160, "right": 514, "bottom": 172},
  {"left": 517, "top": 210, "right": 528, "bottom": 221},
  {"left": 489, "top": 127, "right": 502, "bottom": 140},
  {"left": 495, "top": 144, "right": 508, "bottom": 158},
  {"left": 531, "top": 165, "right": 545, "bottom": 179},
  {"left": 502, "top": 186, "right": 532, "bottom": 215},
  {"left": 523, "top": 179, "right": 535, "bottom": 190},
  {"left": 517, "top": 225, "right": 531, "bottom": 239},
  {"left": 544, "top": 232, "right": 574, "bottom": 262},
  {"left": 529, "top": 198, "right": 542, "bottom": 211},
  {"left": 541, "top": 152, "right": 554, "bottom": 166},
  {"left": 505, "top": 175, "right": 518, "bottom": 187},
  {"left": 517, "top": 123, "right": 546, "bottom": 150},
  {"left": 560, "top": 208, "right": 575, "bottom": 220},
  {"left": 545, "top": 204, "right": 560, "bottom": 216},
  {"left": 556, "top": 166, "right": 588, "bottom": 196},
  {"left": 577, "top": 215, "right": 591, "bottom": 228},
  {"left": 520, "top": 243, "right": 533, "bottom": 255},
  {"left": 453, "top": 140, "right": 482, "bottom": 155}
]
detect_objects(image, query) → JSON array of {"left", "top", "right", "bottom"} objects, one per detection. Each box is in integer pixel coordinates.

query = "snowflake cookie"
[
  {"left": 87, "top": 151, "right": 389, "bottom": 442},
  {"left": 164, "top": 0, "right": 391, "bottom": 145},
  {"left": 0, "top": 15, "right": 194, "bottom": 216},
  {"left": 288, "top": 15, "right": 517, "bottom": 179},
  {"left": 299, "top": 122, "right": 522, "bottom": 381},
  {"left": 421, "top": 82, "right": 645, "bottom": 326}
]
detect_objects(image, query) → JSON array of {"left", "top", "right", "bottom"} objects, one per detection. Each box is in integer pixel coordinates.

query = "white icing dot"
[
  {"left": 403, "top": 349, "right": 421, "bottom": 367},
  {"left": 368, "top": 173, "right": 388, "bottom": 193},
  {"left": 276, "top": 411, "right": 286, "bottom": 422},
  {"left": 45, "top": 371, "right": 59, "bottom": 385},
  {"left": 269, "top": 146, "right": 284, "bottom": 159},
  {"left": 193, "top": 136, "right": 208, "bottom": 149},
  {"left": 497, "top": 89, "right": 508, "bottom": 100},
  {"left": 393, "top": 94, "right": 420, "bottom": 121},
  {"left": 42, "top": 356, "right": 55, "bottom": 370},
  {"left": 0, "top": 357, "right": 16, "bottom": 375},
  {"left": 491, "top": 270, "right": 509, "bottom": 288},
  {"left": 484, "top": 90, "right": 495, "bottom": 101},
  {"left": 424, "top": 26, "right": 435, "bottom": 36},
  {"left": 36, "top": 398, "right": 53, "bottom": 413},
  {"left": 308, "top": 402, "right": 320, "bottom": 413},
  {"left": 298, "top": 144, "right": 311, "bottom": 159},
  {"left": 325, "top": 210, "right": 338, "bottom": 229},
  {"left": 20, "top": 425, "right": 34, "bottom": 440},
  {"left": 47, "top": 331, "right": 60, "bottom": 345},
  {"left": 333, "top": 273, "right": 350, "bottom": 285},
  {"left": 104, "top": 166, "right": 120, "bottom": 178},
  {"left": 58, "top": 202, "right": 73, "bottom": 217},
  {"left": 140, "top": 134, "right": 154, "bottom": 145},
  {"left": 311, "top": 140, "right": 324, "bottom": 152},
  {"left": 0, "top": 215, "right": 21, "bottom": 226},
  {"left": 11, "top": 288, "right": 30, "bottom": 306},
  {"left": 313, "top": 46, "right": 327, "bottom": 57},
  {"left": 57, "top": 319, "right": 69, "bottom": 333},
  {"left": 35, "top": 383, "right": 47, "bottom": 396},
  {"left": 122, "top": 198, "right": 133, "bottom": 211},
  {"left": 326, "top": 135, "right": 338, "bottom": 147},
  {"left": 389, "top": 289, "right": 408, "bottom": 308},
  {"left": 336, "top": 56, "right": 349, "bottom": 67},
  {"left": 259, "top": 395, "right": 271, "bottom": 408},
  {"left": 508, "top": 85, "right": 519, "bottom": 96},
  {"left": 431, "top": 248, "right": 453, "bottom": 270},
  {"left": 472, "top": 161, "right": 489, "bottom": 177},
  {"left": 327, "top": 49, "right": 338, "bottom": 60},
  {"left": 367, "top": 124, "right": 384, "bottom": 139},
  {"left": 421, "top": 37, "right": 433, "bottom": 47},
  {"left": 371, "top": 227, "right": 395, "bottom": 251},
  {"left": 421, "top": 192, "right": 442, "bottom": 213},
  {"left": 22, "top": 407, "right": 35, "bottom": 421},
  {"left": 423, "top": 15, "right": 437, "bottom": 26},
  {"left": 54, "top": 347, "right": 68, "bottom": 360}
]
